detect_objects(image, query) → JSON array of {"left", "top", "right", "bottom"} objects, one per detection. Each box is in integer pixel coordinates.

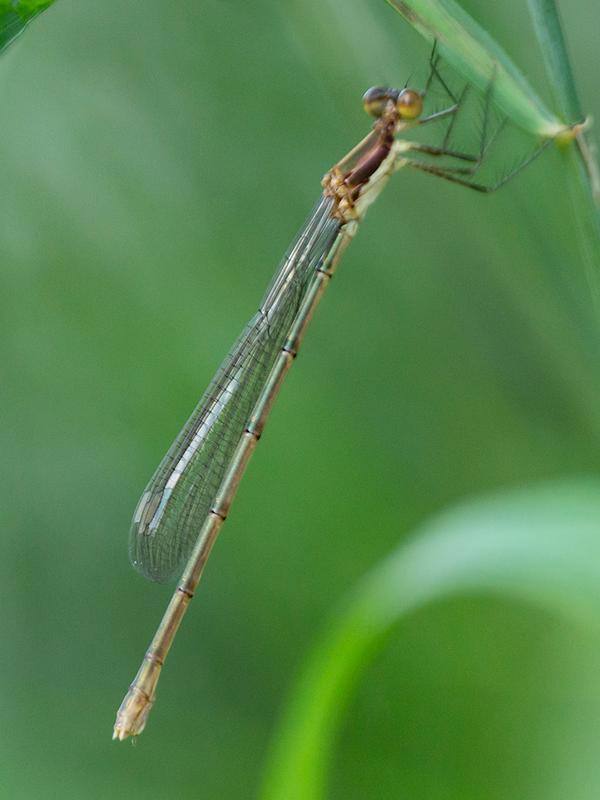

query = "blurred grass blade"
[
  {"left": 261, "top": 479, "right": 600, "bottom": 800},
  {"left": 0, "top": 1, "right": 55, "bottom": 55},
  {"left": 385, "top": 0, "right": 565, "bottom": 136}
]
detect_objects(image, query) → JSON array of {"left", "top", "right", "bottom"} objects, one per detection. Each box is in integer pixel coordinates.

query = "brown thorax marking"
[{"left": 322, "top": 106, "right": 398, "bottom": 222}]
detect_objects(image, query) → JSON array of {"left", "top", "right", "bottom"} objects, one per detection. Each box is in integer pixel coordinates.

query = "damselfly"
[{"left": 113, "top": 52, "right": 553, "bottom": 740}]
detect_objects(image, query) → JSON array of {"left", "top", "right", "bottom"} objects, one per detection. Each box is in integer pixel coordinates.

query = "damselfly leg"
[{"left": 403, "top": 49, "right": 551, "bottom": 192}]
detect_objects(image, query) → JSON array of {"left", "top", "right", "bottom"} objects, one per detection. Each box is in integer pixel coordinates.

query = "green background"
[{"left": 1, "top": 1, "right": 600, "bottom": 797}]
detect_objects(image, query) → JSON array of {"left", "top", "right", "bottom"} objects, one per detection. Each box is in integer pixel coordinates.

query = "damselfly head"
[{"left": 362, "top": 86, "right": 423, "bottom": 121}]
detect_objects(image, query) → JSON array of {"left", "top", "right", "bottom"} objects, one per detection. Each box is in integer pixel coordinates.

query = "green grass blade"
[
  {"left": 385, "top": 0, "right": 565, "bottom": 136},
  {"left": 527, "top": 0, "right": 600, "bottom": 305},
  {"left": 387, "top": 0, "right": 600, "bottom": 310},
  {"left": 0, "top": 1, "right": 55, "bottom": 56},
  {"left": 527, "top": 0, "right": 582, "bottom": 124},
  {"left": 261, "top": 479, "right": 600, "bottom": 800}
]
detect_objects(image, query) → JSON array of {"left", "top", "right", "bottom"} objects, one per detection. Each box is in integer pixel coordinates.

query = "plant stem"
[
  {"left": 527, "top": 0, "right": 582, "bottom": 123},
  {"left": 528, "top": 0, "right": 600, "bottom": 307}
]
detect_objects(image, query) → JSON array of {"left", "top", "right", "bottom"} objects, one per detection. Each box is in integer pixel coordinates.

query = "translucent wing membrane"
[{"left": 130, "top": 196, "right": 341, "bottom": 581}]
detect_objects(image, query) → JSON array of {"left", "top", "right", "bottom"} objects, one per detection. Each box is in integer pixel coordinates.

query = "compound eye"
[
  {"left": 396, "top": 88, "right": 423, "bottom": 120},
  {"left": 362, "top": 86, "right": 392, "bottom": 118}
]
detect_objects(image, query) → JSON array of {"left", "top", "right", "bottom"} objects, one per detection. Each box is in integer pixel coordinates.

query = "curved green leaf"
[
  {"left": 0, "top": 0, "right": 55, "bottom": 55},
  {"left": 261, "top": 479, "right": 600, "bottom": 800}
]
